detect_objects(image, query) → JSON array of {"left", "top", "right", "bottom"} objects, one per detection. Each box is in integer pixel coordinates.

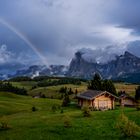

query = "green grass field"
[
  {"left": 115, "top": 83, "right": 138, "bottom": 96},
  {"left": 0, "top": 90, "right": 140, "bottom": 140},
  {"left": 11, "top": 81, "right": 37, "bottom": 90},
  {"left": 28, "top": 83, "right": 87, "bottom": 98}
]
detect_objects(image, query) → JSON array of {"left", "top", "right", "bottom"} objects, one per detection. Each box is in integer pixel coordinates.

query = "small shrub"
[
  {"left": 116, "top": 113, "right": 140, "bottom": 137},
  {"left": 89, "top": 107, "right": 96, "bottom": 111},
  {"left": 63, "top": 115, "right": 72, "bottom": 128},
  {"left": 57, "top": 105, "right": 61, "bottom": 110},
  {"left": 31, "top": 85, "right": 37, "bottom": 90},
  {"left": 0, "top": 117, "right": 11, "bottom": 130},
  {"left": 51, "top": 104, "right": 57, "bottom": 112},
  {"left": 41, "top": 94, "right": 46, "bottom": 98},
  {"left": 82, "top": 106, "right": 91, "bottom": 117},
  {"left": 60, "top": 108, "right": 64, "bottom": 114},
  {"left": 62, "top": 93, "right": 70, "bottom": 107},
  {"left": 32, "top": 106, "right": 37, "bottom": 112}
]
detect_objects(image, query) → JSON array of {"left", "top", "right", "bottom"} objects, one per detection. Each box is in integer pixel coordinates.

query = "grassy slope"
[
  {"left": 0, "top": 92, "right": 61, "bottom": 116},
  {"left": 28, "top": 83, "right": 87, "bottom": 99},
  {"left": 0, "top": 92, "right": 140, "bottom": 140},
  {"left": 11, "top": 81, "right": 139, "bottom": 97},
  {"left": 115, "top": 83, "right": 138, "bottom": 96},
  {"left": 11, "top": 81, "right": 37, "bottom": 90}
]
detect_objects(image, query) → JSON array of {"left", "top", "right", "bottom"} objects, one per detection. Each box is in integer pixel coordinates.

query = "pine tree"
[
  {"left": 62, "top": 93, "right": 70, "bottom": 107},
  {"left": 68, "top": 88, "right": 73, "bottom": 95},
  {"left": 102, "top": 80, "right": 117, "bottom": 96},
  {"left": 75, "top": 89, "right": 78, "bottom": 95},
  {"left": 88, "top": 73, "right": 117, "bottom": 96},
  {"left": 88, "top": 73, "right": 102, "bottom": 90}
]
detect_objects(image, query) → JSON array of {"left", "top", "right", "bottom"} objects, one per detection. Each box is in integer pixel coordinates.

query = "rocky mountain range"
[
  {"left": 67, "top": 51, "right": 140, "bottom": 80},
  {"left": 0, "top": 65, "right": 68, "bottom": 80},
  {"left": 0, "top": 50, "right": 140, "bottom": 83},
  {"left": 13, "top": 65, "right": 68, "bottom": 78}
]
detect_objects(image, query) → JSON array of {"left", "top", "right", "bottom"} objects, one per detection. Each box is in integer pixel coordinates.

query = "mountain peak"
[
  {"left": 75, "top": 51, "right": 82, "bottom": 59},
  {"left": 124, "top": 51, "right": 134, "bottom": 57},
  {"left": 123, "top": 51, "right": 140, "bottom": 60}
]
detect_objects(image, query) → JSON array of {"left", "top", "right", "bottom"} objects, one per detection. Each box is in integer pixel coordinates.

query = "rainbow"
[{"left": 0, "top": 18, "right": 47, "bottom": 65}]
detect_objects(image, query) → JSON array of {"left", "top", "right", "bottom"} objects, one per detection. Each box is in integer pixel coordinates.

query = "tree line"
[
  {"left": 88, "top": 73, "right": 117, "bottom": 96},
  {"left": 9, "top": 76, "right": 86, "bottom": 82},
  {"left": 0, "top": 82, "right": 27, "bottom": 95},
  {"left": 37, "top": 78, "right": 81, "bottom": 87},
  {"left": 59, "top": 86, "right": 78, "bottom": 106},
  {"left": 8, "top": 76, "right": 84, "bottom": 88}
]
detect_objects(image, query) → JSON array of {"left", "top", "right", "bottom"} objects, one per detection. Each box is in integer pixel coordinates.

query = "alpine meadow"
[{"left": 1, "top": 0, "right": 140, "bottom": 140}]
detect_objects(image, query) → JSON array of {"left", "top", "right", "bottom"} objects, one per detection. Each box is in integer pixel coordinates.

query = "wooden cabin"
[
  {"left": 119, "top": 93, "right": 136, "bottom": 107},
  {"left": 77, "top": 90, "right": 118, "bottom": 110}
]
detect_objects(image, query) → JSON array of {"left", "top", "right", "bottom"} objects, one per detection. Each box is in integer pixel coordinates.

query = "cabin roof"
[
  {"left": 77, "top": 90, "right": 118, "bottom": 100},
  {"left": 119, "top": 93, "right": 135, "bottom": 101}
]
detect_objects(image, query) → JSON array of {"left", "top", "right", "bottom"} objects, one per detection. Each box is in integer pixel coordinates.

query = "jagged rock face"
[
  {"left": 104, "top": 51, "right": 140, "bottom": 77},
  {"left": 15, "top": 65, "right": 47, "bottom": 77},
  {"left": 68, "top": 52, "right": 98, "bottom": 78},
  {"left": 68, "top": 51, "right": 140, "bottom": 79}
]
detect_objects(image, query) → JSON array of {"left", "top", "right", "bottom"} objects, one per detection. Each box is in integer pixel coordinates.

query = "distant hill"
[{"left": 116, "top": 73, "right": 140, "bottom": 84}]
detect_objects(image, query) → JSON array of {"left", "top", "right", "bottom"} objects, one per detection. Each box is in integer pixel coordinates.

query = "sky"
[{"left": 0, "top": 0, "right": 140, "bottom": 67}]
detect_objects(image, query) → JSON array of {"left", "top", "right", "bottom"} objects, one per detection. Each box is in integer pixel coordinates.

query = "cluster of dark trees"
[
  {"left": 59, "top": 87, "right": 78, "bottom": 107},
  {"left": 9, "top": 76, "right": 32, "bottom": 82},
  {"left": 37, "top": 78, "right": 81, "bottom": 87},
  {"left": 59, "top": 87, "right": 78, "bottom": 96},
  {"left": 0, "top": 82, "right": 27, "bottom": 95},
  {"left": 62, "top": 93, "right": 70, "bottom": 107},
  {"left": 9, "top": 76, "right": 86, "bottom": 82},
  {"left": 9, "top": 76, "right": 83, "bottom": 88},
  {"left": 34, "top": 76, "right": 86, "bottom": 82},
  {"left": 9, "top": 76, "right": 51, "bottom": 82},
  {"left": 88, "top": 73, "right": 117, "bottom": 96}
]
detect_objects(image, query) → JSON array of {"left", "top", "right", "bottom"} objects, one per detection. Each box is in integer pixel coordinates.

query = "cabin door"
[{"left": 99, "top": 100, "right": 108, "bottom": 110}]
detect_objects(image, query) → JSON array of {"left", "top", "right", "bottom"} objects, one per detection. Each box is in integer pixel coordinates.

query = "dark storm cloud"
[
  {"left": 109, "top": 0, "right": 140, "bottom": 30},
  {"left": 0, "top": 0, "right": 140, "bottom": 65}
]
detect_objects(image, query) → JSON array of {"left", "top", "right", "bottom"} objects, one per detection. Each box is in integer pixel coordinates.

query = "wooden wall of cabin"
[
  {"left": 121, "top": 98, "right": 136, "bottom": 106},
  {"left": 93, "top": 95, "right": 113, "bottom": 109},
  {"left": 78, "top": 99, "right": 92, "bottom": 107},
  {"left": 77, "top": 95, "right": 115, "bottom": 110}
]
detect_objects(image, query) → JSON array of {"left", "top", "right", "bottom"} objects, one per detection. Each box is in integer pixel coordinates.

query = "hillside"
[
  {"left": 0, "top": 92, "right": 140, "bottom": 140},
  {"left": 0, "top": 78, "right": 139, "bottom": 140},
  {"left": 10, "top": 80, "right": 138, "bottom": 98},
  {"left": 0, "top": 79, "right": 139, "bottom": 140}
]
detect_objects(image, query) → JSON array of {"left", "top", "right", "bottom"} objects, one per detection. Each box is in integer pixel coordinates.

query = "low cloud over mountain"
[{"left": 68, "top": 50, "right": 140, "bottom": 79}]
